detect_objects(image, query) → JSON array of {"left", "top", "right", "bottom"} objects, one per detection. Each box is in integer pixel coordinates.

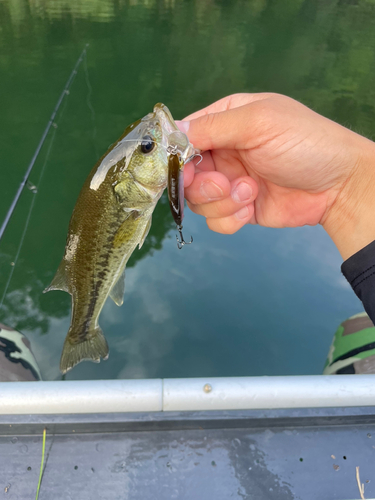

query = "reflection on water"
[
  {"left": 4, "top": 0, "right": 265, "bottom": 24},
  {"left": 0, "top": 0, "right": 374, "bottom": 380}
]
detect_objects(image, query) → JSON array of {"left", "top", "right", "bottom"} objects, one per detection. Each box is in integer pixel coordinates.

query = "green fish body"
[{"left": 45, "top": 104, "right": 195, "bottom": 373}]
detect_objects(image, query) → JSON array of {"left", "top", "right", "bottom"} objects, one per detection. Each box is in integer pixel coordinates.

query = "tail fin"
[{"left": 60, "top": 326, "right": 109, "bottom": 374}]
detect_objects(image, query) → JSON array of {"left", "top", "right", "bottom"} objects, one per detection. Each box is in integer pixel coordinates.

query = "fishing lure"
[
  {"left": 167, "top": 151, "right": 193, "bottom": 249},
  {"left": 166, "top": 130, "right": 201, "bottom": 249}
]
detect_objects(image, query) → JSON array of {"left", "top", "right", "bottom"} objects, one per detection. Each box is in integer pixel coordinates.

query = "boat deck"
[{"left": 2, "top": 407, "right": 375, "bottom": 500}]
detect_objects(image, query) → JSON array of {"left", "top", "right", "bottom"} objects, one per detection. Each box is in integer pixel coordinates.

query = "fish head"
[
  {"left": 90, "top": 104, "right": 195, "bottom": 193},
  {"left": 121, "top": 110, "right": 170, "bottom": 190}
]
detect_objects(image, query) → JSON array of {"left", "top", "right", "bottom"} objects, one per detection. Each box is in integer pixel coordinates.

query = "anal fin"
[
  {"left": 44, "top": 260, "right": 70, "bottom": 294},
  {"left": 109, "top": 269, "right": 126, "bottom": 306},
  {"left": 139, "top": 217, "right": 152, "bottom": 249}
]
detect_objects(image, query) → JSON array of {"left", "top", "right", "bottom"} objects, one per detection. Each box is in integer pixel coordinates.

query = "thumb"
[{"left": 177, "top": 104, "right": 256, "bottom": 152}]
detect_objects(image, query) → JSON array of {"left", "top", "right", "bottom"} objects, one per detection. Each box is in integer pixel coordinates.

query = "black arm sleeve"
[{"left": 341, "top": 240, "right": 375, "bottom": 324}]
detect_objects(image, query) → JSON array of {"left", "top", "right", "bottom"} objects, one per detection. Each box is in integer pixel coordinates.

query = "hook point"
[{"left": 176, "top": 226, "right": 193, "bottom": 249}]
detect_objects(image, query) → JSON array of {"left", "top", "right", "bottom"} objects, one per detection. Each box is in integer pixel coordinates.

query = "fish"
[{"left": 45, "top": 103, "right": 195, "bottom": 374}]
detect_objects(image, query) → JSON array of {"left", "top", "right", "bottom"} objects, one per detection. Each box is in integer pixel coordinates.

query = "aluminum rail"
[{"left": 0, "top": 375, "right": 375, "bottom": 414}]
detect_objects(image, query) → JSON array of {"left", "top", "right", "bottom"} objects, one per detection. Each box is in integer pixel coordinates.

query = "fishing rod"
[{"left": 0, "top": 44, "right": 89, "bottom": 242}]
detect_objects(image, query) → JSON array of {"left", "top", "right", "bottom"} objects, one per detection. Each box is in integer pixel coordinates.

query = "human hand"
[{"left": 178, "top": 93, "right": 375, "bottom": 259}]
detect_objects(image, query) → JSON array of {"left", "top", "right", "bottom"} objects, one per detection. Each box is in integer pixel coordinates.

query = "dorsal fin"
[{"left": 44, "top": 260, "right": 71, "bottom": 295}]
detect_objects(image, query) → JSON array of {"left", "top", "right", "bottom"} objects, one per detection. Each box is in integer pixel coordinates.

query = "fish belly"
[{"left": 60, "top": 209, "right": 152, "bottom": 373}]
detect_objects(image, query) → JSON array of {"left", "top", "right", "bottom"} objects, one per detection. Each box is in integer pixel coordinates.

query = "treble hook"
[
  {"left": 176, "top": 225, "right": 193, "bottom": 249},
  {"left": 185, "top": 153, "right": 203, "bottom": 166}
]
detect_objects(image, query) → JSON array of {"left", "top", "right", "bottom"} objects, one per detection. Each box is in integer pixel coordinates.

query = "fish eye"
[{"left": 140, "top": 136, "right": 156, "bottom": 155}]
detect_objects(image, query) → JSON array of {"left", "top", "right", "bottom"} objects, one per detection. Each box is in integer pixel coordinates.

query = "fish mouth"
[
  {"left": 153, "top": 103, "right": 178, "bottom": 134},
  {"left": 153, "top": 103, "right": 196, "bottom": 162}
]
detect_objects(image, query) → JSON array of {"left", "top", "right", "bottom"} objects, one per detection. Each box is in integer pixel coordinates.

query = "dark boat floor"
[{"left": 2, "top": 407, "right": 375, "bottom": 499}]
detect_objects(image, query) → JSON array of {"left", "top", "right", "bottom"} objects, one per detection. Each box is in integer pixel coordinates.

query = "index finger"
[{"left": 182, "top": 93, "right": 274, "bottom": 121}]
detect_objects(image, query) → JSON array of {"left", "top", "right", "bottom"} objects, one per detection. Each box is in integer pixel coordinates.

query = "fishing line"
[
  {"left": 111, "top": 138, "right": 203, "bottom": 165},
  {"left": 0, "top": 44, "right": 89, "bottom": 242}
]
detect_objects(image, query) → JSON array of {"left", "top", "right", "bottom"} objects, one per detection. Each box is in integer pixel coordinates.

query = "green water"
[{"left": 0, "top": 0, "right": 374, "bottom": 381}]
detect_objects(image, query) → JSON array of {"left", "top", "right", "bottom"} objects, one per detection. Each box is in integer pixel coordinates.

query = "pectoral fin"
[
  {"left": 44, "top": 260, "right": 71, "bottom": 294},
  {"left": 113, "top": 211, "right": 141, "bottom": 248},
  {"left": 109, "top": 269, "right": 126, "bottom": 306}
]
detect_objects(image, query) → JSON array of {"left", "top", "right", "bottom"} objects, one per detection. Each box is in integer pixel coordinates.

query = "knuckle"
[
  {"left": 197, "top": 113, "right": 216, "bottom": 150},
  {"left": 202, "top": 112, "right": 217, "bottom": 129},
  {"left": 207, "top": 218, "right": 224, "bottom": 234},
  {"left": 215, "top": 203, "right": 233, "bottom": 218},
  {"left": 207, "top": 217, "right": 236, "bottom": 235}
]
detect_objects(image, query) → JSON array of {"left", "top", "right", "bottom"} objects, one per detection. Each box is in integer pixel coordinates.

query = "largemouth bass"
[{"left": 45, "top": 104, "right": 195, "bottom": 374}]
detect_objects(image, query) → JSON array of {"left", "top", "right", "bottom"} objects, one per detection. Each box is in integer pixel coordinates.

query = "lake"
[{"left": 0, "top": 0, "right": 374, "bottom": 381}]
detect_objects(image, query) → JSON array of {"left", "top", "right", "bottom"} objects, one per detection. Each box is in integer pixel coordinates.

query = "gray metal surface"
[{"left": 2, "top": 407, "right": 375, "bottom": 499}]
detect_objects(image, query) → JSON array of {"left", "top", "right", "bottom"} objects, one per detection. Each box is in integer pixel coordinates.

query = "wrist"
[{"left": 323, "top": 137, "right": 375, "bottom": 261}]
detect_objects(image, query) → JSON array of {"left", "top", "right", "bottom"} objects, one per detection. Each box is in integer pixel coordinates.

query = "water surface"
[{"left": 1, "top": 0, "right": 374, "bottom": 380}]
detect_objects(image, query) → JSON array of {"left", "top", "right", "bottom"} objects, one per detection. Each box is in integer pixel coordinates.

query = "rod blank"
[{"left": 0, "top": 45, "right": 88, "bottom": 242}]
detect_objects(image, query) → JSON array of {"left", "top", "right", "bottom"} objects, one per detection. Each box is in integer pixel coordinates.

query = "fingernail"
[
  {"left": 232, "top": 182, "right": 252, "bottom": 203},
  {"left": 176, "top": 120, "right": 190, "bottom": 134},
  {"left": 200, "top": 181, "right": 223, "bottom": 201},
  {"left": 235, "top": 205, "right": 250, "bottom": 220}
]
